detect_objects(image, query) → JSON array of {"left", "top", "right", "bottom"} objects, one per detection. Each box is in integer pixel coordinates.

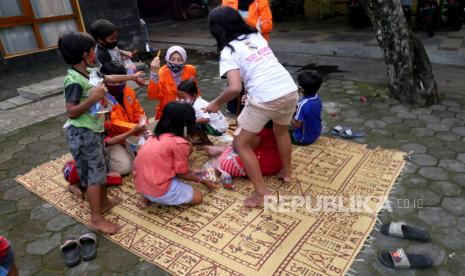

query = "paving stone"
[
  {"left": 401, "top": 143, "right": 427, "bottom": 154},
  {"left": 3, "top": 144, "right": 26, "bottom": 154},
  {"left": 390, "top": 105, "right": 410, "bottom": 113},
  {"left": 68, "top": 262, "right": 102, "bottom": 276},
  {"left": 6, "top": 96, "right": 34, "bottom": 106},
  {"left": 435, "top": 228, "right": 465, "bottom": 251},
  {"left": 386, "top": 124, "right": 412, "bottom": 133},
  {"left": 381, "top": 116, "right": 403, "bottom": 124},
  {"left": 31, "top": 203, "right": 60, "bottom": 221},
  {"left": 17, "top": 137, "right": 39, "bottom": 145},
  {"left": 99, "top": 239, "right": 140, "bottom": 273},
  {"left": 411, "top": 153, "right": 438, "bottom": 166},
  {"left": 439, "top": 160, "right": 465, "bottom": 173},
  {"left": 364, "top": 120, "right": 386, "bottom": 129},
  {"left": 2, "top": 211, "right": 29, "bottom": 230},
  {"left": 0, "top": 178, "right": 16, "bottom": 192},
  {"left": 407, "top": 189, "right": 441, "bottom": 206},
  {"left": 430, "top": 104, "right": 447, "bottom": 111},
  {"left": 18, "top": 254, "right": 42, "bottom": 275},
  {"left": 406, "top": 243, "right": 446, "bottom": 266},
  {"left": 16, "top": 194, "right": 43, "bottom": 210},
  {"left": 418, "top": 207, "right": 456, "bottom": 227},
  {"left": 418, "top": 114, "right": 441, "bottom": 123},
  {"left": 426, "top": 123, "right": 450, "bottom": 132},
  {"left": 401, "top": 119, "right": 426, "bottom": 128},
  {"left": 446, "top": 142, "right": 465, "bottom": 153},
  {"left": 401, "top": 174, "right": 428, "bottom": 188},
  {"left": 441, "top": 118, "right": 464, "bottom": 127},
  {"left": 39, "top": 131, "right": 62, "bottom": 141},
  {"left": 411, "top": 107, "right": 432, "bottom": 115},
  {"left": 396, "top": 111, "right": 417, "bottom": 119},
  {"left": 442, "top": 100, "right": 461, "bottom": 108},
  {"left": 3, "top": 185, "right": 28, "bottom": 201},
  {"left": 0, "top": 153, "right": 12, "bottom": 164},
  {"left": 17, "top": 76, "right": 64, "bottom": 100},
  {"left": 451, "top": 174, "right": 465, "bottom": 187},
  {"left": 452, "top": 126, "right": 465, "bottom": 136},
  {"left": 458, "top": 153, "right": 465, "bottom": 163},
  {"left": 449, "top": 254, "right": 465, "bottom": 274},
  {"left": 46, "top": 213, "right": 77, "bottom": 232},
  {"left": 418, "top": 167, "right": 448, "bottom": 181},
  {"left": 394, "top": 132, "right": 419, "bottom": 143},
  {"left": 0, "top": 157, "right": 23, "bottom": 170},
  {"left": 344, "top": 117, "right": 366, "bottom": 124},
  {"left": 431, "top": 110, "right": 456, "bottom": 119},
  {"left": 436, "top": 132, "right": 461, "bottom": 142},
  {"left": 372, "top": 259, "right": 414, "bottom": 276},
  {"left": 458, "top": 217, "right": 465, "bottom": 234},
  {"left": 430, "top": 181, "right": 462, "bottom": 197},
  {"left": 26, "top": 233, "right": 61, "bottom": 255},
  {"left": 411, "top": 127, "right": 435, "bottom": 137},
  {"left": 0, "top": 200, "right": 15, "bottom": 215},
  {"left": 402, "top": 163, "right": 418, "bottom": 174},
  {"left": 442, "top": 197, "right": 465, "bottom": 215}
]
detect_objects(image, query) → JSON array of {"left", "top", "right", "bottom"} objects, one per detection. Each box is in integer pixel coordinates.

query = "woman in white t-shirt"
[
  {"left": 205, "top": 6, "right": 298, "bottom": 207},
  {"left": 177, "top": 78, "right": 229, "bottom": 135}
]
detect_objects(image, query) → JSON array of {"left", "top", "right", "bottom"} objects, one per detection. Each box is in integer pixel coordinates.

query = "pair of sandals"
[
  {"left": 331, "top": 125, "right": 365, "bottom": 139},
  {"left": 379, "top": 222, "right": 433, "bottom": 270},
  {"left": 60, "top": 233, "right": 98, "bottom": 267}
]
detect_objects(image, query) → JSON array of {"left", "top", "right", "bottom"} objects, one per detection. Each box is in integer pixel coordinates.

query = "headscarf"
[{"left": 165, "top": 45, "right": 187, "bottom": 63}]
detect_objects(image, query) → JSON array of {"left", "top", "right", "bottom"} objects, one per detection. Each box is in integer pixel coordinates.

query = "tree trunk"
[{"left": 360, "top": 0, "right": 439, "bottom": 106}]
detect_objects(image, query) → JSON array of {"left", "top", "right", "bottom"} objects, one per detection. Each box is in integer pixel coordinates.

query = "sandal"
[
  {"left": 60, "top": 238, "right": 80, "bottom": 267},
  {"left": 380, "top": 222, "right": 430, "bottom": 242},
  {"left": 379, "top": 248, "right": 433, "bottom": 270},
  {"left": 331, "top": 125, "right": 365, "bottom": 139},
  {"left": 79, "top": 233, "right": 98, "bottom": 261}
]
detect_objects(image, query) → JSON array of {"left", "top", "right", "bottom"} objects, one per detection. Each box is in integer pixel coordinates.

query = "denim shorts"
[
  {"left": 143, "top": 178, "right": 193, "bottom": 206},
  {"left": 67, "top": 126, "right": 107, "bottom": 187},
  {"left": 0, "top": 246, "right": 14, "bottom": 276}
]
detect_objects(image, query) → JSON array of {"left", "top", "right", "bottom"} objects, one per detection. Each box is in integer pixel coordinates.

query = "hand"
[
  {"left": 89, "top": 83, "right": 107, "bottom": 102},
  {"left": 120, "top": 50, "right": 132, "bottom": 58},
  {"left": 200, "top": 178, "right": 220, "bottom": 190},
  {"left": 132, "top": 124, "right": 147, "bottom": 136},
  {"left": 150, "top": 57, "right": 161, "bottom": 73},
  {"left": 204, "top": 101, "right": 221, "bottom": 113},
  {"left": 132, "top": 71, "right": 145, "bottom": 80}
]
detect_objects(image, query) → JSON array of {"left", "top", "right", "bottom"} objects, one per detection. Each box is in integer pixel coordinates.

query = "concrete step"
[{"left": 17, "top": 76, "right": 64, "bottom": 101}]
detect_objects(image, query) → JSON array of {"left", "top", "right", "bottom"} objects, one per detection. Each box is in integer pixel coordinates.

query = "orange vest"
[
  {"left": 109, "top": 85, "right": 146, "bottom": 136},
  {"left": 222, "top": 0, "right": 273, "bottom": 41},
  {"left": 147, "top": 64, "right": 199, "bottom": 120}
]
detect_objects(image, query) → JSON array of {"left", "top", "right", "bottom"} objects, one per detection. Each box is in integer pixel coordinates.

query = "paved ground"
[{"left": 1, "top": 48, "right": 465, "bottom": 274}]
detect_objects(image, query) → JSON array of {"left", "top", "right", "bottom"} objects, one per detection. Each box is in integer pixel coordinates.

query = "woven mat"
[{"left": 16, "top": 137, "right": 405, "bottom": 275}]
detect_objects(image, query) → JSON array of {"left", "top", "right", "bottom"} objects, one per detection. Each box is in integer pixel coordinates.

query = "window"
[{"left": 0, "top": 0, "right": 84, "bottom": 58}]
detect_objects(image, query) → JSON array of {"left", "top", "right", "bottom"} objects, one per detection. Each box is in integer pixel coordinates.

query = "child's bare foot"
[
  {"left": 68, "top": 184, "right": 84, "bottom": 199},
  {"left": 137, "top": 196, "right": 150, "bottom": 210},
  {"left": 102, "top": 197, "right": 122, "bottom": 214},
  {"left": 90, "top": 219, "right": 120, "bottom": 235},
  {"left": 204, "top": 145, "right": 224, "bottom": 156},
  {"left": 277, "top": 171, "right": 292, "bottom": 183},
  {"left": 244, "top": 194, "right": 265, "bottom": 208}
]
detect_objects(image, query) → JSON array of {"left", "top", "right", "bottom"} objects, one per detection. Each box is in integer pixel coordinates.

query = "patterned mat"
[{"left": 16, "top": 137, "right": 405, "bottom": 276}]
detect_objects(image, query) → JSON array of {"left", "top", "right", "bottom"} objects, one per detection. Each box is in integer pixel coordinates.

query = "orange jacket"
[
  {"left": 147, "top": 64, "right": 199, "bottom": 120},
  {"left": 222, "top": 0, "right": 273, "bottom": 41},
  {"left": 109, "top": 85, "right": 146, "bottom": 136}
]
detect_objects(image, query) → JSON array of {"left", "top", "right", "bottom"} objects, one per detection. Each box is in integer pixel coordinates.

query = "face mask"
[
  {"left": 107, "top": 83, "right": 125, "bottom": 96},
  {"left": 167, "top": 62, "right": 185, "bottom": 73},
  {"left": 104, "top": 41, "right": 118, "bottom": 49}
]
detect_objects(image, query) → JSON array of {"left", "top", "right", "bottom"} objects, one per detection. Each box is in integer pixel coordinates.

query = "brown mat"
[{"left": 16, "top": 137, "right": 405, "bottom": 275}]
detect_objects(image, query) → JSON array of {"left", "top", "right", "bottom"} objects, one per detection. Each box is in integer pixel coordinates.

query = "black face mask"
[
  {"left": 167, "top": 62, "right": 185, "bottom": 73},
  {"left": 104, "top": 41, "right": 118, "bottom": 49}
]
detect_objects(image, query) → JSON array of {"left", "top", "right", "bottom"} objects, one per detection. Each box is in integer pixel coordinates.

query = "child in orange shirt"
[
  {"left": 133, "top": 102, "right": 218, "bottom": 208},
  {"left": 148, "top": 46, "right": 200, "bottom": 120}
]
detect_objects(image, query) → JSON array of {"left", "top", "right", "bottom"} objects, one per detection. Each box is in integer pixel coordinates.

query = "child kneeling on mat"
[{"left": 133, "top": 102, "right": 219, "bottom": 208}]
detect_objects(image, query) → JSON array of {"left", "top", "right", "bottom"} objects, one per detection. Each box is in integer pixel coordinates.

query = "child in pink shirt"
[{"left": 133, "top": 102, "right": 218, "bottom": 208}]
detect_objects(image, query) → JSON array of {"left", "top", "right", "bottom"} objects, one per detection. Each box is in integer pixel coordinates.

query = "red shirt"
[
  {"left": 0, "top": 236, "right": 10, "bottom": 260},
  {"left": 133, "top": 134, "right": 190, "bottom": 198},
  {"left": 254, "top": 128, "right": 282, "bottom": 175}
]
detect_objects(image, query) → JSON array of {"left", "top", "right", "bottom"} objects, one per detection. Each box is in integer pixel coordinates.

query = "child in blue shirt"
[{"left": 292, "top": 71, "right": 323, "bottom": 145}]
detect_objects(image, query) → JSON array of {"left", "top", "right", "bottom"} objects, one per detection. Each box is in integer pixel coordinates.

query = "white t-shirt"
[
  {"left": 192, "top": 97, "right": 229, "bottom": 133},
  {"left": 219, "top": 33, "right": 298, "bottom": 103}
]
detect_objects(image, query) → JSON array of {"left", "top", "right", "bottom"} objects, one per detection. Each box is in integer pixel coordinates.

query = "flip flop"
[
  {"left": 379, "top": 248, "right": 433, "bottom": 270},
  {"left": 331, "top": 125, "right": 346, "bottom": 135},
  {"left": 79, "top": 233, "right": 98, "bottom": 261},
  {"left": 60, "top": 238, "right": 80, "bottom": 267},
  {"left": 380, "top": 222, "right": 430, "bottom": 242},
  {"left": 339, "top": 128, "right": 365, "bottom": 139}
]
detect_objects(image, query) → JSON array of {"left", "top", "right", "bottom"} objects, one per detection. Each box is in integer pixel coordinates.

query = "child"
[
  {"left": 0, "top": 236, "right": 17, "bottom": 276},
  {"left": 207, "top": 7, "right": 298, "bottom": 207},
  {"left": 148, "top": 46, "right": 200, "bottom": 120},
  {"left": 222, "top": 0, "right": 273, "bottom": 41},
  {"left": 100, "top": 62, "right": 147, "bottom": 175},
  {"left": 58, "top": 32, "right": 142, "bottom": 235},
  {"left": 205, "top": 121, "right": 282, "bottom": 177},
  {"left": 133, "top": 102, "right": 219, "bottom": 208},
  {"left": 292, "top": 71, "right": 323, "bottom": 145},
  {"left": 90, "top": 19, "right": 145, "bottom": 86},
  {"left": 177, "top": 78, "right": 228, "bottom": 136}
]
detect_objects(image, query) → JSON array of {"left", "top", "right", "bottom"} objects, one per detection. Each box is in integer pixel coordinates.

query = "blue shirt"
[{"left": 293, "top": 95, "right": 322, "bottom": 144}]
